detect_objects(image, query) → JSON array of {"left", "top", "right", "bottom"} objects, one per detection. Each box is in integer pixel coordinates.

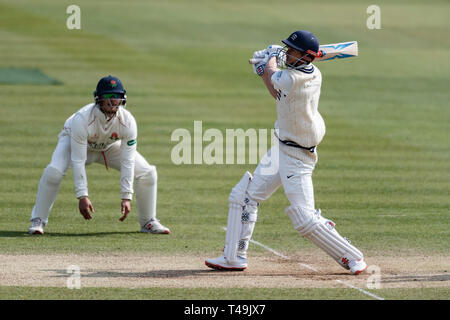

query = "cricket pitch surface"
[{"left": 1, "top": 253, "right": 449, "bottom": 290}]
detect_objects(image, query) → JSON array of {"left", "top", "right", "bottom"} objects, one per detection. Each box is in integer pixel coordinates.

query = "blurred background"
[{"left": 0, "top": 0, "right": 448, "bottom": 257}]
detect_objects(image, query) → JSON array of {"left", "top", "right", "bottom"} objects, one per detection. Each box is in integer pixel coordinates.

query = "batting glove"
[
  {"left": 249, "top": 44, "right": 284, "bottom": 67},
  {"left": 266, "top": 44, "right": 283, "bottom": 58},
  {"left": 253, "top": 57, "right": 268, "bottom": 76},
  {"left": 252, "top": 48, "right": 267, "bottom": 60}
]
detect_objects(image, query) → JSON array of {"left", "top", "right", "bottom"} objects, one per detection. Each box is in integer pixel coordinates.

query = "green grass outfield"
[{"left": 0, "top": 0, "right": 449, "bottom": 300}]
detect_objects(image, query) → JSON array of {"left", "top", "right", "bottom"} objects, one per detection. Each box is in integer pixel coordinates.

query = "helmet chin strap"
[
  {"left": 279, "top": 46, "right": 312, "bottom": 70},
  {"left": 286, "top": 56, "right": 310, "bottom": 69},
  {"left": 96, "top": 102, "right": 119, "bottom": 120},
  {"left": 95, "top": 97, "right": 126, "bottom": 119}
]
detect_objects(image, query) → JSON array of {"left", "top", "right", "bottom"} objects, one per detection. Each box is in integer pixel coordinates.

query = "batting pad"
[
  {"left": 224, "top": 171, "right": 253, "bottom": 263},
  {"left": 286, "top": 206, "right": 363, "bottom": 268},
  {"left": 237, "top": 200, "right": 258, "bottom": 258},
  {"left": 224, "top": 203, "right": 243, "bottom": 263}
]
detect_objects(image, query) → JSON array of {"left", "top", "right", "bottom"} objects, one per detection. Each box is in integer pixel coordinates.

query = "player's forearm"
[
  {"left": 70, "top": 116, "right": 90, "bottom": 198},
  {"left": 120, "top": 167, "right": 134, "bottom": 200},
  {"left": 119, "top": 141, "right": 136, "bottom": 200},
  {"left": 72, "top": 161, "right": 89, "bottom": 198},
  {"left": 261, "top": 57, "right": 279, "bottom": 99},
  {"left": 119, "top": 163, "right": 134, "bottom": 199},
  {"left": 71, "top": 138, "right": 89, "bottom": 198}
]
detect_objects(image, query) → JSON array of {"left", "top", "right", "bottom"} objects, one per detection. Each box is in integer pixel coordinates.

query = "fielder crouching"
[
  {"left": 28, "top": 75, "right": 170, "bottom": 235},
  {"left": 205, "top": 30, "right": 367, "bottom": 275}
]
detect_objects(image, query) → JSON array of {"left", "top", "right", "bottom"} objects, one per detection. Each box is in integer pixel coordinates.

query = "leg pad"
[{"left": 286, "top": 206, "right": 363, "bottom": 269}]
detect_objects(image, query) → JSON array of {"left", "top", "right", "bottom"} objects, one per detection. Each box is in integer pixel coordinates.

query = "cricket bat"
[
  {"left": 315, "top": 41, "right": 358, "bottom": 61},
  {"left": 249, "top": 41, "right": 358, "bottom": 65}
]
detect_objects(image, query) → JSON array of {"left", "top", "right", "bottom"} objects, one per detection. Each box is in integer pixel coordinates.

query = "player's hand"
[
  {"left": 119, "top": 199, "right": 131, "bottom": 222},
  {"left": 250, "top": 45, "right": 282, "bottom": 62},
  {"left": 78, "top": 197, "right": 94, "bottom": 220},
  {"left": 254, "top": 59, "right": 267, "bottom": 76},
  {"left": 266, "top": 44, "right": 283, "bottom": 58},
  {"left": 252, "top": 48, "right": 267, "bottom": 59},
  {"left": 250, "top": 47, "right": 268, "bottom": 65},
  {"left": 250, "top": 45, "right": 283, "bottom": 74}
]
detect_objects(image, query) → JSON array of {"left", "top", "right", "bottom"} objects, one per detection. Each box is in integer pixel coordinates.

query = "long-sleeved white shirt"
[
  {"left": 62, "top": 103, "right": 137, "bottom": 200},
  {"left": 271, "top": 64, "right": 325, "bottom": 164}
]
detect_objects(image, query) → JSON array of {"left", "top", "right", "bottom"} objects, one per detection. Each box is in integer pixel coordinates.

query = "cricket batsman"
[
  {"left": 205, "top": 30, "right": 367, "bottom": 275},
  {"left": 28, "top": 75, "right": 170, "bottom": 235}
]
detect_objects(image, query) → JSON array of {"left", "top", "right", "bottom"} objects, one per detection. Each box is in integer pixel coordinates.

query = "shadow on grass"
[{"left": 0, "top": 230, "right": 141, "bottom": 238}]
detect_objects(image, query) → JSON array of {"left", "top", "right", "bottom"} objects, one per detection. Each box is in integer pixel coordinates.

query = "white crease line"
[
  {"left": 250, "top": 239, "right": 290, "bottom": 260},
  {"left": 222, "top": 227, "right": 290, "bottom": 260},
  {"left": 299, "top": 263, "right": 320, "bottom": 272},
  {"left": 335, "top": 280, "right": 385, "bottom": 300},
  {"left": 250, "top": 238, "right": 319, "bottom": 272},
  {"left": 222, "top": 227, "right": 319, "bottom": 271},
  {"left": 221, "top": 226, "right": 386, "bottom": 300}
]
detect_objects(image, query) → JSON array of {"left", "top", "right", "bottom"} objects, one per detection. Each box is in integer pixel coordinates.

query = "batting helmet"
[
  {"left": 93, "top": 75, "right": 127, "bottom": 106},
  {"left": 282, "top": 30, "right": 320, "bottom": 66}
]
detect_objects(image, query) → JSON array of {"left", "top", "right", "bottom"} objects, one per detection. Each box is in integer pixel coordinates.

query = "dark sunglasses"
[{"left": 102, "top": 93, "right": 122, "bottom": 99}]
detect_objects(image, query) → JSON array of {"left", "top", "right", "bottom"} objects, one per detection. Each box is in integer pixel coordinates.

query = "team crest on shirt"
[
  {"left": 110, "top": 132, "right": 119, "bottom": 141},
  {"left": 88, "top": 134, "right": 98, "bottom": 145}
]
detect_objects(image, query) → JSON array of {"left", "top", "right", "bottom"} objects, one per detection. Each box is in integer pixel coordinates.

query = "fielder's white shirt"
[
  {"left": 271, "top": 64, "right": 325, "bottom": 164},
  {"left": 62, "top": 103, "right": 137, "bottom": 199}
]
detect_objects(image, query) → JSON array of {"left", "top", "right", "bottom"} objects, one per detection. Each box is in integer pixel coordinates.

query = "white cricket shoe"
[
  {"left": 349, "top": 259, "right": 368, "bottom": 275},
  {"left": 28, "top": 218, "right": 45, "bottom": 235},
  {"left": 205, "top": 255, "right": 247, "bottom": 271},
  {"left": 140, "top": 219, "right": 170, "bottom": 234}
]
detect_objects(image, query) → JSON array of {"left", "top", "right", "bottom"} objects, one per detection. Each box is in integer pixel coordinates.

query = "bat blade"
[{"left": 315, "top": 41, "right": 358, "bottom": 62}]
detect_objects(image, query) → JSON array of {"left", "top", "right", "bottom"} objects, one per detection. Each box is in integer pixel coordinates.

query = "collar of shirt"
[{"left": 93, "top": 104, "right": 121, "bottom": 124}]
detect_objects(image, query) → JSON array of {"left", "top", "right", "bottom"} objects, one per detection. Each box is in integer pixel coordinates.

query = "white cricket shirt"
[
  {"left": 62, "top": 103, "right": 137, "bottom": 200},
  {"left": 271, "top": 64, "right": 325, "bottom": 164}
]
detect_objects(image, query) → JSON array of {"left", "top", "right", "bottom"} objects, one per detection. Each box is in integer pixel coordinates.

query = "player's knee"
[
  {"left": 43, "top": 165, "right": 64, "bottom": 185},
  {"left": 245, "top": 187, "right": 264, "bottom": 205},
  {"left": 229, "top": 171, "right": 253, "bottom": 205},
  {"left": 285, "top": 205, "right": 319, "bottom": 237},
  {"left": 137, "top": 165, "right": 157, "bottom": 184}
]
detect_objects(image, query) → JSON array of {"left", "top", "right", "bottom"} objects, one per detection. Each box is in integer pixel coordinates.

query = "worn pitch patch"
[{"left": 0, "top": 68, "right": 61, "bottom": 85}]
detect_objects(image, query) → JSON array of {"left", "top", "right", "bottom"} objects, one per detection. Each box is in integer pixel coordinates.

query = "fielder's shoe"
[
  {"left": 205, "top": 255, "right": 247, "bottom": 271},
  {"left": 28, "top": 218, "right": 45, "bottom": 235},
  {"left": 349, "top": 259, "right": 367, "bottom": 275},
  {"left": 140, "top": 218, "right": 170, "bottom": 234}
]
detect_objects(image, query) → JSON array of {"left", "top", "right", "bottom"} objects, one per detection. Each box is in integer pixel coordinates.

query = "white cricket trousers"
[
  {"left": 245, "top": 147, "right": 365, "bottom": 266},
  {"left": 247, "top": 146, "right": 316, "bottom": 210},
  {"left": 30, "top": 133, "right": 158, "bottom": 227},
  {"left": 226, "top": 146, "right": 315, "bottom": 259}
]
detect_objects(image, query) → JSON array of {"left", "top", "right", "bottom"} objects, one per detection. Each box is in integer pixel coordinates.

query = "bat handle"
[{"left": 307, "top": 49, "right": 324, "bottom": 58}]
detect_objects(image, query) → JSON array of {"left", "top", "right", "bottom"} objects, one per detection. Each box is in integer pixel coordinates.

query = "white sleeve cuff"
[
  {"left": 76, "top": 192, "right": 88, "bottom": 199},
  {"left": 121, "top": 192, "right": 133, "bottom": 200}
]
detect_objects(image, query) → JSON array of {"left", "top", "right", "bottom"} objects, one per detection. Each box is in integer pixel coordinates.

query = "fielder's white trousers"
[
  {"left": 247, "top": 146, "right": 315, "bottom": 210},
  {"left": 30, "top": 133, "right": 158, "bottom": 227}
]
